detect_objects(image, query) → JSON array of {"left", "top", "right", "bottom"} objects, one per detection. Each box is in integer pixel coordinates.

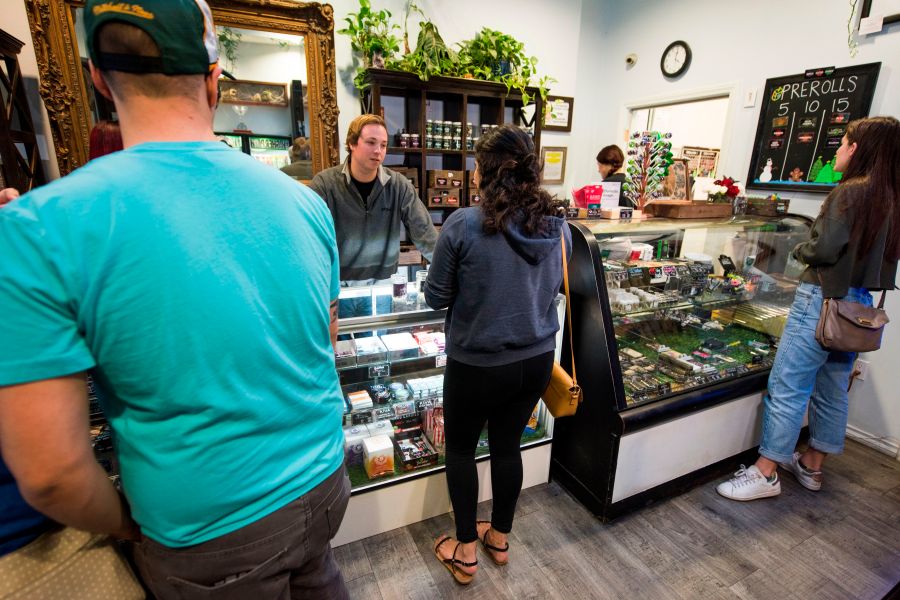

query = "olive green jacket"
[{"left": 794, "top": 182, "right": 897, "bottom": 297}]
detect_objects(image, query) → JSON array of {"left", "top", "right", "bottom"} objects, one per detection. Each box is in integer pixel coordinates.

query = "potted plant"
[
  {"left": 456, "top": 28, "right": 552, "bottom": 105},
  {"left": 338, "top": 0, "right": 401, "bottom": 89}
]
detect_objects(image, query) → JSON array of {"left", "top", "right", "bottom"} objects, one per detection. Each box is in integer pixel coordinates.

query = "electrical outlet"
[{"left": 854, "top": 359, "right": 869, "bottom": 381}]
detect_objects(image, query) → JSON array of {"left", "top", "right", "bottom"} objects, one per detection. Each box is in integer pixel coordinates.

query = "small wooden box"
[
  {"left": 427, "top": 187, "right": 461, "bottom": 207},
  {"left": 746, "top": 197, "right": 790, "bottom": 216},
  {"left": 427, "top": 170, "right": 464, "bottom": 189},
  {"left": 645, "top": 201, "right": 732, "bottom": 219}
]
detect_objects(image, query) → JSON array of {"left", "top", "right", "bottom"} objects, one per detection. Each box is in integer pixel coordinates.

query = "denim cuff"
[
  {"left": 809, "top": 437, "right": 844, "bottom": 455},
  {"left": 758, "top": 447, "right": 795, "bottom": 465}
]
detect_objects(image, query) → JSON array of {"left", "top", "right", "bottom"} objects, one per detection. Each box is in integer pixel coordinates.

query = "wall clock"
[{"left": 661, "top": 40, "right": 691, "bottom": 78}]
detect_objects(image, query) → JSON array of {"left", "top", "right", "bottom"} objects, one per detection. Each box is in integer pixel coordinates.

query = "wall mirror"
[{"left": 24, "top": 0, "right": 340, "bottom": 178}]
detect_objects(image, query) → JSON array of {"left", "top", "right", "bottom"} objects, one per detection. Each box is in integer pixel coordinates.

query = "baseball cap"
[{"left": 85, "top": 0, "right": 219, "bottom": 75}]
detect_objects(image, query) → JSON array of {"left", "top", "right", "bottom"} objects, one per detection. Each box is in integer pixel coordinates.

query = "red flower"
[{"left": 727, "top": 185, "right": 740, "bottom": 197}]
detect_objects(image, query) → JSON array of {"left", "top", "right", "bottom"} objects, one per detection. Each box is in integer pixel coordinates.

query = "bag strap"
[
  {"left": 560, "top": 232, "right": 577, "bottom": 385},
  {"left": 817, "top": 267, "right": 888, "bottom": 307}
]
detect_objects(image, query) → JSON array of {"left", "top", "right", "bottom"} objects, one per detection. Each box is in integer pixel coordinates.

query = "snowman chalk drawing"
[{"left": 759, "top": 158, "right": 774, "bottom": 183}]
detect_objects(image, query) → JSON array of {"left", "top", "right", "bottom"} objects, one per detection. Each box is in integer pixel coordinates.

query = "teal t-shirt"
[{"left": 0, "top": 142, "right": 345, "bottom": 547}]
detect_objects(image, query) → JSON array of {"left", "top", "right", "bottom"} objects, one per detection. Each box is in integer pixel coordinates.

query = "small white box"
[{"left": 363, "top": 434, "right": 395, "bottom": 479}]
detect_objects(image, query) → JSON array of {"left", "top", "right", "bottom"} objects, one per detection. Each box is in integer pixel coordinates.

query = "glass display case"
[
  {"left": 335, "top": 282, "right": 555, "bottom": 494},
  {"left": 332, "top": 283, "right": 563, "bottom": 545},
  {"left": 551, "top": 214, "right": 813, "bottom": 520}
]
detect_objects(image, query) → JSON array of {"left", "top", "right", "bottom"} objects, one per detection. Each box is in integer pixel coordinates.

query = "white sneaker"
[
  {"left": 779, "top": 452, "right": 823, "bottom": 491},
  {"left": 716, "top": 465, "right": 781, "bottom": 501}
]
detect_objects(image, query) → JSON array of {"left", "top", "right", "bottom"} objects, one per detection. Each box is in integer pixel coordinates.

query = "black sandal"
[
  {"left": 433, "top": 536, "right": 478, "bottom": 585},
  {"left": 476, "top": 521, "right": 509, "bottom": 566}
]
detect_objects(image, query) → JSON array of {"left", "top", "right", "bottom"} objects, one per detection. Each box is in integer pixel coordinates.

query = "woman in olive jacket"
[{"left": 718, "top": 116, "right": 900, "bottom": 501}]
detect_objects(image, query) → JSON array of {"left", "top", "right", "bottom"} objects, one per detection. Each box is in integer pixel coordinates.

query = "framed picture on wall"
[
  {"left": 541, "top": 147, "right": 567, "bottom": 184},
  {"left": 681, "top": 146, "right": 720, "bottom": 178},
  {"left": 860, "top": 0, "right": 900, "bottom": 28},
  {"left": 218, "top": 80, "right": 289, "bottom": 107},
  {"left": 662, "top": 158, "right": 691, "bottom": 200},
  {"left": 543, "top": 96, "right": 574, "bottom": 132}
]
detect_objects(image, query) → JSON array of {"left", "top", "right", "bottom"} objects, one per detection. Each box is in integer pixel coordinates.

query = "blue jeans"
[{"left": 759, "top": 282, "right": 872, "bottom": 463}]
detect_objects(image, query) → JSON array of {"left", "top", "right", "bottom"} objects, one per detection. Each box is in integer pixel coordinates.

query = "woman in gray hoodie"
[{"left": 426, "top": 125, "right": 570, "bottom": 585}]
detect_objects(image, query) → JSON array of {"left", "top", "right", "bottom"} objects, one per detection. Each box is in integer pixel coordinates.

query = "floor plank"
[
  {"left": 333, "top": 540, "right": 372, "bottom": 584},
  {"left": 362, "top": 527, "right": 442, "bottom": 600},
  {"left": 347, "top": 573, "right": 383, "bottom": 600}
]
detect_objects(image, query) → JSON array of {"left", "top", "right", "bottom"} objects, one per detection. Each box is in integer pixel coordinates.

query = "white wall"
[
  {"left": 580, "top": 0, "right": 900, "bottom": 452},
  {"left": 582, "top": 0, "right": 900, "bottom": 219},
  {"left": 328, "top": 0, "right": 584, "bottom": 196}
]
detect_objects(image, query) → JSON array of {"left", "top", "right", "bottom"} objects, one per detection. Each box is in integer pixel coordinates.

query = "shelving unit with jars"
[{"left": 360, "top": 68, "right": 543, "bottom": 225}]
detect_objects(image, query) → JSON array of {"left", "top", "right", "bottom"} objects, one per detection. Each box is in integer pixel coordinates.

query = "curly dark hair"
[{"left": 475, "top": 125, "right": 564, "bottom": 235}]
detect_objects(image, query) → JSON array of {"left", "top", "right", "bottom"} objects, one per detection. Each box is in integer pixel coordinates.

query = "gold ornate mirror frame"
[{"left": 24, "top": 0, "right": 340, "bottom": 177}]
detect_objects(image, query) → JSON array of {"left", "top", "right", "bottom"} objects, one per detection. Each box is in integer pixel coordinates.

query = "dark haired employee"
[{"left": 596, "top": 144, "right": 632, "bottom": 207}]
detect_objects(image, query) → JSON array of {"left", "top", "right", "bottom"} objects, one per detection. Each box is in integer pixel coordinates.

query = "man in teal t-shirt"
[{"left": 0, "top": 1, "right": 350, "bottom": 597}]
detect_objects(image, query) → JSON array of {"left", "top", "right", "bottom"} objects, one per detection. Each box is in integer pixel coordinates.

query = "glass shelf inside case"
[
  {"left": 336, "top": 285, "right": 551, "bottom": 492},
  {"left": 590, "top": 216, "right": 811, "bottom": 408}
]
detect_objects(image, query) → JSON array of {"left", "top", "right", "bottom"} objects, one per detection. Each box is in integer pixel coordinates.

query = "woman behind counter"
[
  {"left": 596, "top": 144, "right": 632, "bottom": 207},
  {"left": 425, "top": 125, "right": 570, "bottom": 585},
  {"left": 717, "top": 116, "right": 899, "bottom": 502}
]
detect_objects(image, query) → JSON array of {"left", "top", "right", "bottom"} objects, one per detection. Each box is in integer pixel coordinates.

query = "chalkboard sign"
[{"left": 746, "top": 62, "right": 880, "bottom": 194}]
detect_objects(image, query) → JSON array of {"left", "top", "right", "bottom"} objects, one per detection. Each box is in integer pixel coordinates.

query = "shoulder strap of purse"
[
  {"left": 818, "top": 267, "right": 888, "bottom": 308},
  {"left": 561, "top": 232, "right": 577, "bottom": 385}
]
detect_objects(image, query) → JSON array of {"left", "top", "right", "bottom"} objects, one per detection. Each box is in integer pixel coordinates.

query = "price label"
[
  {"left": 435, "top": 354, "right": 447, "bottom": 368},
  {"left": 368, "top": 363, "right": 390, "bottom": 379}
]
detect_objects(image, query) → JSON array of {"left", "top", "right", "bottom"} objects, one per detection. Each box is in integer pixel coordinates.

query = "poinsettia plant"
[{"left": 709, "top": 176, "right": 741, "bottom": 203}]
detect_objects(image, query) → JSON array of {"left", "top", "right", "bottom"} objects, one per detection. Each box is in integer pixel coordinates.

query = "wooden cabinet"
[
  {"left": 361, "top": 68, "right": 543, "bottom": 219},
  {"left": 0, "top": 29, "right": 46, "bottom": 192}
]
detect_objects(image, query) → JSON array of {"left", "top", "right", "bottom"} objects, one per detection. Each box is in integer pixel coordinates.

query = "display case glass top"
[{"left": 582, "top": 214, "right": 812, "bottom": 409}]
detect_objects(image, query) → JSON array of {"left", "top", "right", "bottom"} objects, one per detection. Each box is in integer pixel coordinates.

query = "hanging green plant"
[{"left": 217, "top": 26, "right": 242, "bottom": 72}]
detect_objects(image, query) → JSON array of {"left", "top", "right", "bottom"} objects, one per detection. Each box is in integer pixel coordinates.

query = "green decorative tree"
[
  {"left": 624, "top": 131, "right": 674, "bottom": 209},
  {"left": 815, "top": 162, "right": 834, "bottom": 184},
  {"left": 808, "top": 156, "right": 824, "bottom": 182}
]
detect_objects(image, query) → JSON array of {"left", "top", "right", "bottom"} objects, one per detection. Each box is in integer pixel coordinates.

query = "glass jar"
[{"left": 391, "top": 272, "right": 408, "bottom": 302}]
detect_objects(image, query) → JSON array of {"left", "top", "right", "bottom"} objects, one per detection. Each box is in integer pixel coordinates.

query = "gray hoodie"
[{"left": 425, "top": 207, "right": 571, "bottom": 367}]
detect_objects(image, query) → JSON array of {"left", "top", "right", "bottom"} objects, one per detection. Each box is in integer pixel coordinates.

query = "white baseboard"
[{"left": 845, "top": 424, "right": 900, "bottom": 458}]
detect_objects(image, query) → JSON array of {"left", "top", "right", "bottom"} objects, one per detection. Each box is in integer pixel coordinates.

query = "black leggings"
[{"left": 443, "top": 351, "right": 554, "bottom": 543}]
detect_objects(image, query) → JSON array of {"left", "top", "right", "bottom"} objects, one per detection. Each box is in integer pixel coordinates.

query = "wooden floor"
[{"left": 334, "top": 439, "right": 900, "bottom": 600}]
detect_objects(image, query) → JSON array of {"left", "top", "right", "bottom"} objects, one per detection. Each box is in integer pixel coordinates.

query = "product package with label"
[
  {"left": 334, "top": 340, "right": 357, "bottom": 369},
  {"left": 394, "top": 432, "right": 439, "bottom": 471},
  {"left": 380, "top": 332, "right": 420, "bottom": 360},
  {"left": 363, "top": 434, "right": 395, "bottom": 479},
  {"left": 344, "top": 425, "right": 369, "bottom": 466},
  {"left": 355, "top": 337, "right": 388, "bottom": 365}
]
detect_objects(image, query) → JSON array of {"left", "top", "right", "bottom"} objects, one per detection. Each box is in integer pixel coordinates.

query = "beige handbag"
[
  {"left": 816, "top": 291, "right": 889, "bottom": 352},
  {"left": 0, "top": 527, "right": 144, "bottom": 599},
  {"left": 542, "top": 233, "right": 582, "bottom": 418},
  {"left": 814, "top": 270, "right": 890, "bottom": 352}
]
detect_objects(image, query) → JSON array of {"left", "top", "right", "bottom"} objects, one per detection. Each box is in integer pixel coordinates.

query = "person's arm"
[
  {"left": 330, "top": 298, "right": 339, "bottom": 347},
  {"left": 792, "top": 194, "right": 851, "bottom": 267},
  {"left": 424, "top": 212, "right": 463, "bottom": 309},
  {"left": 0, "top": 374, "right": 141, "bottom": 540},
  {"left": 1, "top": 188, "right": 20, "bottom": 206},
  {"left": 399, "top": 180, "right": 438, "bottom": 262}
]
